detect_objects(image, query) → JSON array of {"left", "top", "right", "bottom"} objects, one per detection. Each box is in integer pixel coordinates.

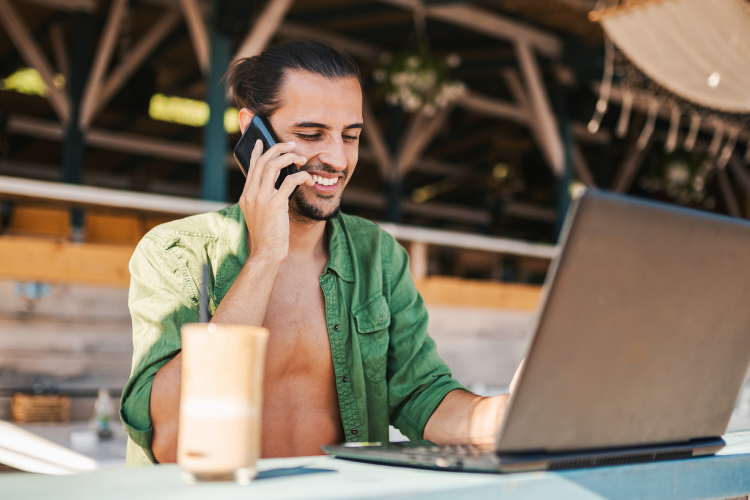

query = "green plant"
[{"left": 373, "top": 48, "right": 465, "bottom": 116}]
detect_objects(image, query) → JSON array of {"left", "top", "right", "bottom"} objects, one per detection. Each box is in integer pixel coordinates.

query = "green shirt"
[{"left": 120, "top": 204, "right": 465, "bottom": 466}]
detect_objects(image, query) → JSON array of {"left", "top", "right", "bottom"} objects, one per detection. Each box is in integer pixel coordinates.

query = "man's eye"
[
  {"left": 296, "top": 133, "right": 320, "bottom": 140},
  {"left": 343, "top": 135, "right": 359, "bottom": 142}
]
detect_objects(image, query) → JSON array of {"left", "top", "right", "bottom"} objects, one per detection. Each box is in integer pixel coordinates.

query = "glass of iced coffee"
[{"left": 178, "top": 323, "right": 268, "bottom": 485}]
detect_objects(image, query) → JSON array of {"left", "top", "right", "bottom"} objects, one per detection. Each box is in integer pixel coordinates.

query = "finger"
[
  {"left": 261, "top": 152, "right": 308, "bottom": 193},
  {"left": 274, "top": 171, "right": 314, "bottom": 200},
  {"left": 242, "top": 139, "right": 263, "bottom": 195},
  {"left": 249, "top": 142, "right": 297, "bottom": 195}
]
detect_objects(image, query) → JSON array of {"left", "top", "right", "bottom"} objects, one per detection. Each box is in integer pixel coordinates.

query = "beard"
[
  {"left": 289, "top": 188, "right": 341, "bottom": 222},
  {"left": 288, "top": 161, "right": 346, "bottom": 222}
]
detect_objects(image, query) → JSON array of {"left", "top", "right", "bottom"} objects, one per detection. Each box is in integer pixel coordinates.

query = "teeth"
[{"left": 312, "top": 175, "right": 339, "bottom": 186}]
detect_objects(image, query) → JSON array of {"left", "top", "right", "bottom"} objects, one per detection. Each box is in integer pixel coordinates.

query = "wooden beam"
[
  {"left": 359, "top": 148, "right": 465, "bottom": 177},
  {"left": 611, "top": 138, "right": 653, "bottom": 193},
  {"left": 86, "top": 127, "right": 205, "bottom": 163},
  {"left": 79, "top": 0, "right": 128, "bottom": 129},
  {"left": 7, "top": 114, "right": 65, "bottom": 141},
  {"left": 0, "top": 236, "right": 543, "bottom": 310},
  {"left": 7, "top": 114, "right": 468, "bottom": 183},
  {"left": 516, "top": 41, "right": 564, "bottom": 176},
  {"left": 456, "top": 92, "right": 529, "bottom": 124},
  {"left": 233, "top": 0, "right": 295, "bottom": 62},
  {"left": 408, "top": 157, "right": 466, "bottom": 177},
  {"left": 4, "top": 114, "right": 463, "bottom": 181},
  {"left": 361, "top": 98, "right": 393, "bottom": 179},
  {"left": 343, "top": 186, "right": 491, "bottom": 224},
  {"left": 503, "top": 201, "right": 556, "bottom": 223},
  {"left": 379, "top": 0, "right": 561, "bottom": 57},
  {"left": 0, "top": 175, "right": 228, "bottom": 216},
  {"left": 7, "top": 115, "right": 203, "bottom": 163},
  {"left": 276, "top": 22, "right": 380, "bottom": 61},
  {"left": 396, "top": 107, "right": 451, "bottom": 178},
  {"left": 15, "top": 0, "right": 96, "bottom": 12},
  {"left": 501, "top": 67, "right": 557, "bottom": 172},
  {"left": 0, "top": 236, "right": 133, "bottom": 287},
  {"left": 7, "top": 115, "right": 238, "bottom": 167},
  {"left": 179, "top": 0, "right": 210, "bottom": 77},
  {"left": 717, "top": 168, "right": 742, "bottom": 218},
  {"left": 49, "top": 23, "right": 69, "bottom": 84},
  {"left": 377, "top": 221, "right": 557, "bottom": 259},
  {"left": 0, "top": 0, "right": 71, "bottom": 124},
  {"left": 501, "top": 68, "right": 530, "bottom": 111},
  {"left": 571, "top": 141, "right": 596, "bottom": 187},
  {"left": 572, "top": 121, "right": 611, "bottom": 144},
  {"left": 91, "top": 9, "right": 181, "bottom": 122},
  {"left": 414, "top": 276, "right": 541, "bottom": 311},
  {"left": 728, "top": 155, "right": 750, "bottom": 206}
]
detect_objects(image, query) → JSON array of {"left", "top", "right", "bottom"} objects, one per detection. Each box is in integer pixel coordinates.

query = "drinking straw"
[{"left": 200, "top": 263, "right": 208, "bottom": 323}]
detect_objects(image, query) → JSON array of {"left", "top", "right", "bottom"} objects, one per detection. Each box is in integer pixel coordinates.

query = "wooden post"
[
  {"left": 409, "top": 241, "right": 428, "bottom": 281},
  {"left": 61, "top": 10, "right": 93, "bottom": 241},
  {"left": 201, "top": 0, "right": 230, "bottom": 202}
]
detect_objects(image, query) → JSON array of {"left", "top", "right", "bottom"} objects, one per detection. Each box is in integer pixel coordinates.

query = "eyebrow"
[{"left": 293, "top": 121, "right": 364, "bottom": 131}]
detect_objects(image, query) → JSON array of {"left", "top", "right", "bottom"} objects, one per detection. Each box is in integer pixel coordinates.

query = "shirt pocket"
[{"left": 352, "top": 292, "right": 391, "bottom": 382}]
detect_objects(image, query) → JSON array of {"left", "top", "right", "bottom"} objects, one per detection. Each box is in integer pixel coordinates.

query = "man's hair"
[{"left": 225, "top": 39, "right": 361, "bottom": 116}]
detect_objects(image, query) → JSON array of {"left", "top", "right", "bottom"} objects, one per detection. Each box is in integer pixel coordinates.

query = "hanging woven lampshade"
[{"left": 591, "top": 0, "right": 750, "bottom": 114}]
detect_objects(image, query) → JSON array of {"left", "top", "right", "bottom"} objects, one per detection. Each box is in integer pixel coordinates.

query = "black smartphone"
[{"left": 233, "top": 115, "right": 299, "bottom": 198}]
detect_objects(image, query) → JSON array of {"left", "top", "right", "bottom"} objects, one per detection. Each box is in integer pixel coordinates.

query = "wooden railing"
[{"left": 0, "top": 175, "right": 553, "bottom": 310}]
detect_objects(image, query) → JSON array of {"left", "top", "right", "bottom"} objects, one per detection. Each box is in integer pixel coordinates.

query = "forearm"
[
  {"left": 423, "top": 390, "right": 509, "bottom": 445},
  {"left": 150, "top": 352, "right": 182, "bottom": 463},
  {"left": 211, "top": 253, "right": 281, "bottom": 326},
  {"left": 149, "top": 254, "right": 280, "bottom": 463}
]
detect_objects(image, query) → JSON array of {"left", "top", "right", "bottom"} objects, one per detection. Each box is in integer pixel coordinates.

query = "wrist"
[{"left": 246, "top": 251, "right": 285, "bottom": 269}]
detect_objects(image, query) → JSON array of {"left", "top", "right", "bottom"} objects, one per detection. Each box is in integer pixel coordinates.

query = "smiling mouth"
[{"left": 310, "top": 174, "right": 340, "bottom": 187}]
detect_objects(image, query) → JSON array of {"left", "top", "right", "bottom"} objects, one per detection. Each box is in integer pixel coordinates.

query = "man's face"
[{"left": 266, "top": 70, "right": 362, "bottom": 222}]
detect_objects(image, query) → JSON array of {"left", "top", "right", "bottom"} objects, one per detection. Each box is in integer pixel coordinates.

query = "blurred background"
[{"left": 0, "top": 0, "right": 749, "bottom": 470}]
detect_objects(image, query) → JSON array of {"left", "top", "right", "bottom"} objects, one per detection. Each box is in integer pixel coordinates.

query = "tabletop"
[{"left": 3, "top": 431, "right": 750, "bottom": 500}]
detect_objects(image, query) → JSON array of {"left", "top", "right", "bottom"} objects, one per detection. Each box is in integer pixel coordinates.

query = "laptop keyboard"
[{"left": 402, "top": 444, "right": 486, "bottom": 459}]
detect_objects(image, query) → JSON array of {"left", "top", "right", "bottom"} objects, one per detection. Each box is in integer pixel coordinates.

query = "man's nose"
[{"left": 317, "top": 138, "right": 348, "bottom": 172}]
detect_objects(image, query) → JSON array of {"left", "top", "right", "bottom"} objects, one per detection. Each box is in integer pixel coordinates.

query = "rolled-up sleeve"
[
  {"left": 120, "top": 236, "right": 198, "bottom": 465},
  {"left": 384, "top": 238, "right": 467, "bottom": 441}
]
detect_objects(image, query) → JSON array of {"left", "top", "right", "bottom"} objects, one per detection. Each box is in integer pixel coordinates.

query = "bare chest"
[
  {"left": 259, "top": 261, "right": 343, "bottom": 456},
  {"left": 262, "top": 267, "right": 331, "bottom": 371}
]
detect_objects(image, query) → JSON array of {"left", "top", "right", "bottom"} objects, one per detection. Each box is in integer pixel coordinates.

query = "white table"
[{"left": 3, "top": 431, "right": 750, "bottom": 500}]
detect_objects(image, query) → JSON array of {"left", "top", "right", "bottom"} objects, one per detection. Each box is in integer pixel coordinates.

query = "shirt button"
[
  {"left": 342, "top": 376, "right": 348, "bottom": 383},
  {"left": 378, "top": 315, "right": 384, "bottom": 322},
  {"left": 351, "top": 429, "right": 358, "bottom": 435},
  {"left": 333, "top": 324, "right": 340, "bottom": 331}
]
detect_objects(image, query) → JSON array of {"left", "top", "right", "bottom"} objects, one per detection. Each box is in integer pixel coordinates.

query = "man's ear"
[{"left": 238, "top": 108, "right": 255, "bottom": 134}]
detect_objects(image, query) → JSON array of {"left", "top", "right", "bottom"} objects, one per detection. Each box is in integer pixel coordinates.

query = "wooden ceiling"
[{"left": 0, "top": 0, "right": 744, "bottom": 241}]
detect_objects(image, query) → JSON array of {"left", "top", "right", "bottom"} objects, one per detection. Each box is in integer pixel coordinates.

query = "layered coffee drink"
[{"left": 178, "top": 323, "right": 269, "bottom": 484}]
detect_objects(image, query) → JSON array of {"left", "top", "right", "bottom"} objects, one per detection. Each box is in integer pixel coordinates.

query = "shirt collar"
[
  {"left": 223, "top": 204, "right": 354, "bottom": 283},
  {"left": 325, "top": 213, "right": 355, "bottom": 282}
]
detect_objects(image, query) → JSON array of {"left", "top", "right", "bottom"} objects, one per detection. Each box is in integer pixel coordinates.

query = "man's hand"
[
  {"left": 424, "top": 391, "right": 509, "bottom": 446},
  {"left": 240, "top": 140, "right": 313, "bottom": 263},
  {"left": 423, "top": 360, "right": 524, "bottom": 445}
]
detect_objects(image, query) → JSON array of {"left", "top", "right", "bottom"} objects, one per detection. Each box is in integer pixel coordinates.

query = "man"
[{"left": 121, "top": 39, "right": 510, "bottom": 466}]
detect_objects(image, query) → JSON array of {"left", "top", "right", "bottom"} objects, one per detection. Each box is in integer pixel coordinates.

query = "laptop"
[{"left": 322, "top": 190, "right": 750, "bottom": 473}]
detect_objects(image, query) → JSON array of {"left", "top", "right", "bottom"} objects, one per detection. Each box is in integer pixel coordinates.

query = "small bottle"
[{"left": 93, "top": 388, "right": 114, "bottom": 440}]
